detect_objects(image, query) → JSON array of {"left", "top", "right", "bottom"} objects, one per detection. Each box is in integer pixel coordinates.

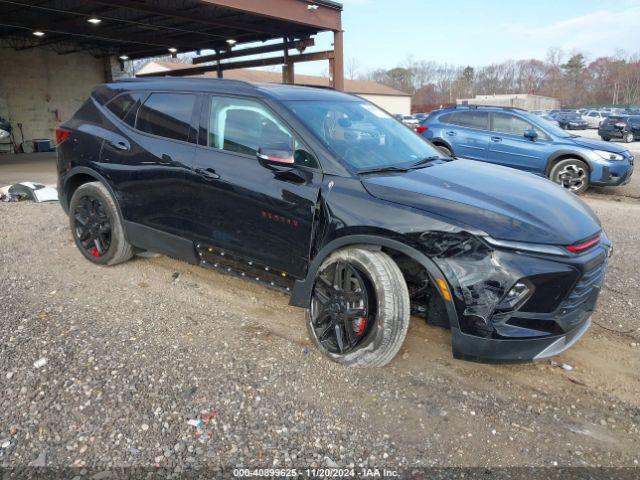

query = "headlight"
[
  {"left": 593, "top": 150, "right": 625, "bottom": 161},
  {"left": 497, "top": 280, "right": 534, "bottom": 311}
]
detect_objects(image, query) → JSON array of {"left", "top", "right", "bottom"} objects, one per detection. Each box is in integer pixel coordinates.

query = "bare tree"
[{"left": 346, "top": 57, "right": 360, "bottom": 80}]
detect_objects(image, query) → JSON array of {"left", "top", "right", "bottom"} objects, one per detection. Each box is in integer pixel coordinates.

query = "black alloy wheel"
[
  {"left": 310, "top": 261, "right": 375, "bottom": 354},
  {"left": 73, "top": 195, "right": 112, "bottom": 258}
]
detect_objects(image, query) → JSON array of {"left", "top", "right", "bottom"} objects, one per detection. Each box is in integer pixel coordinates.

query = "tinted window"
[
  {"left": 136, "top": 93, "right": 196, "bottom": 142},
  {"left": 452, "top": 111, "right": 489, "bottom": 130},
  {"left": 106, "top": 92, "right": 146, "bottom": 122},
  {"left": 439, "top": 113, "right": 455, "bottom": 124},
  {"left": 208, "top": 96, "right": 318, "bottom": 168},
  {"left": 604, "top": 116, "right": 625, "bottom": 125}
]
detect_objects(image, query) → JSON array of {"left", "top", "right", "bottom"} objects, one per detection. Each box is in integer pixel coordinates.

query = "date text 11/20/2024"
[{"left": 232, "top": 467, "right": 400, "bottom": 477}]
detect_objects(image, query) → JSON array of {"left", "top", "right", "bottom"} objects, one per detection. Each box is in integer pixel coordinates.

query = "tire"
[
  {"left": 69, "top": 181, "right": 133, "bottom": 266},
  {"left": 306, "top": 247, "right": 410, "bottom": 367},
  {"left": 624, "top": 132, "right": 634, "bottom": 143},
  {"left": 436, "top": 144, "right": 453, "bottom": 157},
  {"left": 601, "top": 136, "right": 610, "bottom": 142},
  {"left": 549, "top": 158, "right": 590, "bottom": 194}
]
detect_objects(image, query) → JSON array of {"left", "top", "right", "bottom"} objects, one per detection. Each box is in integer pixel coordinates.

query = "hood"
[
  {"left": 569, "top": 136, "right": 628, "bottom": 154},
  {"left": 362, "top": 160, "right": 601, "bottom": 245}
]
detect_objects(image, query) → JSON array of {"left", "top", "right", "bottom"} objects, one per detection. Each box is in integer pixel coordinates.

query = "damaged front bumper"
[
  {"left": 419, "top": 231, "right": 611, "bottom": 363},
  {"left": 450, "top": 315, "right": 591, "bottom": 363}
]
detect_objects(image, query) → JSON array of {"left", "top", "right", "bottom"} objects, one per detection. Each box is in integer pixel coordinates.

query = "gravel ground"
[{"left": 1, "top": 195, "right": 639, "bottom": 473}]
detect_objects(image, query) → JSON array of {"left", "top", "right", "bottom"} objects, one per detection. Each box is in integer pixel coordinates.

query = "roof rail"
[
  {"left": 454, "top": 104, "right": 527, "bottom": 112},
  {"left": 290, "top": 83, "right": 335, "bottom": 90},
  {"left": 118, "top": 76, "right": 257, "bottom": 88}
]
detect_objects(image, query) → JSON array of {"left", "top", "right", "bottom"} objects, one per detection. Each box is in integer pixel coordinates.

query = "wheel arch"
[
  {"left": 63, "top": 167, "right": 117, "bottom": 209},
  {"left": 430, "top": 137, "right": 453, "bottom": 152},
  {"left": 62, "top": 167, "right": 129, "bottom": 240},
  {"left": 289, "top": 234, "right": 460, "bottom": 328},
  {"left": 544, "top": 150, "right": 591, "bottom": 177}
]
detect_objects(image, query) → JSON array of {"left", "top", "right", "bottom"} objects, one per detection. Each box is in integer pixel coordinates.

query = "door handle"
[
  {"left": 445, "top": 130, "right": 456, "bottom": 136},
  {"left": 195, "top": 167, "right": 220, "bottom": 180},
  {"left": 491, "top": 136, "right": 502, "bottom": 142},
  {"left": 107, "top": 138, "right": 130, "bottom": 151}
]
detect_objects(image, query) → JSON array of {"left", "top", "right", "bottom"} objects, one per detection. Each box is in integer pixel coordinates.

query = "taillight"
[
  {"left": 55, "top": 128, "right": 70, "bottom": 145},
  {"left": 416, "top": 125, "right": 428, "bottom": 134},
  {"left": 566, "top": 234, "right": 601, "bottom": 253}
]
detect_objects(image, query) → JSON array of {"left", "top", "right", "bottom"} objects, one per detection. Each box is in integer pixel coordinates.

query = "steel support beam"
[
  {"left": 138, "top": 50, "right": 335, "bottom": 77},
  {"left": 202, "top": 0, "right": 342, "bottom": 30},
  {"left": 332, "top": 29, "right": 344, "bottom": 91},
  {"left": 192, "top": 37, "right": 313, "bottom": 65}
]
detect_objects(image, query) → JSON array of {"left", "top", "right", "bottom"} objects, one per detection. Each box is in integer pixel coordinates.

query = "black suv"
[
  {"left": 551, "top": 112, "right": 588, "bottom": 130},
  {"left": 599, "top": 115, "right": 640, "bottom": 143},
  {"left": 57, "top": 78, "right": 611, "bottom": 366}
]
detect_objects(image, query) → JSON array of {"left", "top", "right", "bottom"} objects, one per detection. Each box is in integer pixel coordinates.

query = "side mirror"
[
  {"left": 524, "top": 129, "right": 538, "bottom": 141},
  {"left": 257, "top": 144, "right": 294, "bottom": 171}
]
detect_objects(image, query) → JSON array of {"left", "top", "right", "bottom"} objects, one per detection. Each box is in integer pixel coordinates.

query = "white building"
[
  {"left": 137, "top": 61, "right": 412, "bottom": 115},
  {"left": 457, "top": 93, "right": 560, "bottom": 111}
]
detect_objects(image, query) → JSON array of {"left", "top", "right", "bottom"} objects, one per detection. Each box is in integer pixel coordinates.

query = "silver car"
[{"left": 583, "top": 110, "right": 609, "bottom": 129}]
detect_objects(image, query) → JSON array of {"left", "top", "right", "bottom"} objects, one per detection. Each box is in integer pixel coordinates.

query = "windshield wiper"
[
  {"left": 408, "top": 155, "right": 443, "bottom": 169},
  {"left": 358, "top": 156, "right": 444, "bottom": 175},
  {"left": 358, "top": 165, "right": 410, "bottom": 174}
]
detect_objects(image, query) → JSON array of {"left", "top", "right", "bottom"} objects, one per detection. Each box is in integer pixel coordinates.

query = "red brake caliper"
[
  {"left": 354, "top": 317, "right": 367, "bottom": 336},
  {"left": 91, "top": 247, "right": 100, "bottom": 257}
]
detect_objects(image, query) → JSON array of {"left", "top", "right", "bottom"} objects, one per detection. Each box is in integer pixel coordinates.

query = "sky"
[{"left": 294, "top": 0, "right": 640, "bottom": 76}]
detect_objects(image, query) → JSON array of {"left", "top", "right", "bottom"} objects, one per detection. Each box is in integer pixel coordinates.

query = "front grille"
[{"left": 561, "top": 259, "right": 607, "bottom": 311}]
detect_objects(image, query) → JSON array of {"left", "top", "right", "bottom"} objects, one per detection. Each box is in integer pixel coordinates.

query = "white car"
[
  {"left": 582, "top": 110, "right": 609, "bottom": 128},
  {"left": 399, "top": 114, "right": 419, "bottom": 129}
]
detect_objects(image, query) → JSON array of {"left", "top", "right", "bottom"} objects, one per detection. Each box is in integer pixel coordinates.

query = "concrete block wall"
[{"left": 0, "top": 47, "right": 106, "bottom": 143}]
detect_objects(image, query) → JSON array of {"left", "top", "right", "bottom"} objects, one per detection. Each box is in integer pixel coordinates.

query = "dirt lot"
[{"left": 1, "top": 146, "right": 640, "bottom": 472}]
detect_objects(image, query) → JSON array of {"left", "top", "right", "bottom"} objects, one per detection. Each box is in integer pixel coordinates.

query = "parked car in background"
[
  {"left": 56, "top": 78, "right": 614, "bottom": 365},
  {"left": 599, "top": 115, "right": 640, "bottom": 143},
  {"left": 582, "top": 110, "right": 609, "bottom": 129},
  {"left": 419, "top": 105, "right": 634, "bottom": 193},
  {"left": 398, "top": 114, "right": 419, "bottom": 129},
  {"left": 552, "top": 112, "right": 588, "bottom": 130},
  {"left": 540, "top": 114, "right": 560, "bottom": 127},
  {"left": 530, "top": 110, "right": 546, "bottom": 116},
  {"left": 414, "top": 113, "right": 429, "bottom": 122}
]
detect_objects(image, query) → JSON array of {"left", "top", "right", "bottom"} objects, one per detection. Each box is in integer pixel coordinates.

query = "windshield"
[{"left": 284, "top": 100, "right": 444, "bottom": 171}]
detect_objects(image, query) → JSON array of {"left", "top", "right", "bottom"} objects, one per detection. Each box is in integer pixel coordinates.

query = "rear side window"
[
  {"left": 604, "top": 116, "right": 625, "bottom": 126},
  {"left": 439, "top": 113, "right": 454, "bottom": 124},
  {"left": 454, "top": 111, "right": 489, "bottom": 130},
  {"left": 135, "top": 93, "right": 196, "bottom": 142},
  {"left": 106, "top": 92, "right": 146, "bottom": 126},
  {"left": 440, "top": 111, "right": 488, "bottom": 130}
]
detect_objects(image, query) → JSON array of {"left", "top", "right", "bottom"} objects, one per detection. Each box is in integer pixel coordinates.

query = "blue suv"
[{"left": 419, "top": 106, "right": 634, "bottom": 194}]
